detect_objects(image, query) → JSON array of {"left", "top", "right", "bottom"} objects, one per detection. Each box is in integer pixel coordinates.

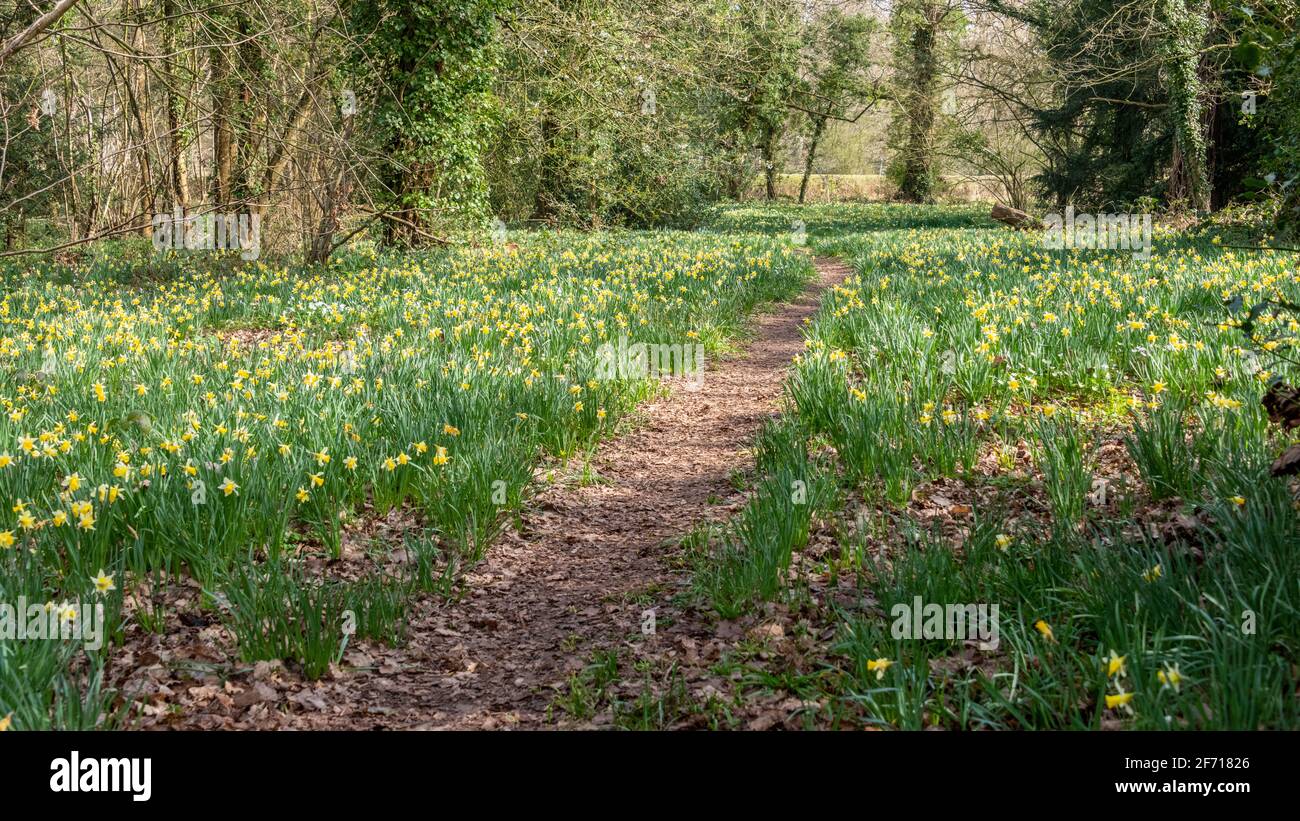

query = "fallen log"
[{"left": 990, "top": 203, "right": 1042, "bottom": 230}]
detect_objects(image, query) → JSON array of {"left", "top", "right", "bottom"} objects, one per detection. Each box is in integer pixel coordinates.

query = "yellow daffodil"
[
  {"left": 1034, "top": 620, "right": 1055, "bottom": 643},
  {"left": 866, "top": 658, "right": 893, "bottom": 680},
  {"left": 91, "top": 569, "right": 115, "bottom": 595},
  {"left": 1157, "top": 664, "right": 1183, "bottom": 691}
]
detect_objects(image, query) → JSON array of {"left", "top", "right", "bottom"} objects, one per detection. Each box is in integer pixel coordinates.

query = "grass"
[
  {"left": 551, "top": 648, "right": 737, "bottom": 730},
  {"left": 693, "top": 419, "right": 836, "bottom": 618}
]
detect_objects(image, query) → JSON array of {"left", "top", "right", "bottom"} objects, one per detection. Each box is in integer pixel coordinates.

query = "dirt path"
[{"left": 313, "top": 256, "right": 852, "bottom": 729}]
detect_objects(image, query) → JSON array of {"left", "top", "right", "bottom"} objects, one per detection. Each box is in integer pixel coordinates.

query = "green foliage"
[
  {"left": 1034, "top": 414, "right": 1093, "bottom": 533},
  {"left": 694, "top": 419, "right": 836, "bottom": 618},
  {"left": 0, "top": 57, "right": 63, "bottom": 249},
  {"left": 1026, "top": 0, "right": 1175, "bottom": 208},
  {"left": 0, "top": 549, "right": 122, "bottom": 730},
  {"left": 799, "top": 10, "right": 877, "bottom": 119},
  {"left": 221, "top": 561, "right": 409, "bottom": 680},
  {"left": 1231, "top": 3, "right": 1300, "bottom": 236},
  {"left": 714, "top": 0, "right": 805, "bottom": 200},
  {"left": 1125, "top": 401, "right": 1201, "bottom": 501},
  {"left": 347, "top": 0, "right": 508, "bottom": 237},
  {"left": 486, "top": 1, "right": 756, "bottom": 228},
  {"left": 794, "top": 9, "right": 878, "bottom": 203}
]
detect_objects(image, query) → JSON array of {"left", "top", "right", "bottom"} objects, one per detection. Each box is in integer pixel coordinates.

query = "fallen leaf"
[
  {"left": 288, "top": 689, "right": 329, "bottom": 712},
  {"left": 1270, "top": 443, "right": 1300, "bottom": 477},
  {"left": 748, "top": 622, "right": 784, "bottom": 640},
  {"left": 233, "top": 682, "right": 280, "bottom": 709}
]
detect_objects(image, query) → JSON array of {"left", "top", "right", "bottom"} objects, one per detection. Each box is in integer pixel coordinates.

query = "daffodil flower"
[
  {"left": 91, "top": 570, "right": 115, "bottom": 595},
  {"left": 1157, "top": 664, "right": 1183, "bottom": 691},
  {"left": 1106, "top": 650, "right": 1126, "bottom": 679},
  {"left": 1034, "top": 620, "right": 1055, "bottom": 643},
  {"left": 866, "top": 658, "right": 893, "bottom": 680},
  {"left": 1105, "top": 691, "right": 1134, "bottom": 710}
]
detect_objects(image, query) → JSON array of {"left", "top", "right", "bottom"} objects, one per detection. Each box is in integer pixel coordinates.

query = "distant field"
[{"left": 746, "top": 174, "right": 1009, "bottom": 204}]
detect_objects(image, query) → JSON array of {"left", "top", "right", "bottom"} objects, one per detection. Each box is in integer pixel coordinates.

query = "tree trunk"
[
  {"left": 162, "top": 0, "right": 189, "bottom": 209},
  {"left": 232, "top": 8, "right": 262, "bottom": 205},
  {"left": 533, "top": 112, "right": 559, "bottom": 221},
  {"left": 1159, "top": 0, "right": 1211, "bottom": 212},
  {"left": 722, "top": 144, "right": 748, "bottom": 200},
  {"left": 308, "top": 118, "right": 356, "bottom": 264},
  {"left": 210, "top": 42, "right": 233, "bottom": 207},
  {"left": 762, "top": 129, "right": 779, "bottom": 201},
  {"left": 255, "top": 81, "right": 317, "bottom": 216},
  {"left": 897, "top": 0, "right": 941, "bottom": 204},
  {"left": 798, "top": 115, "right": 826, "bottom": 204},
  {"left": 124, "top": 0, "right": 156, "bottom": 234}
]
